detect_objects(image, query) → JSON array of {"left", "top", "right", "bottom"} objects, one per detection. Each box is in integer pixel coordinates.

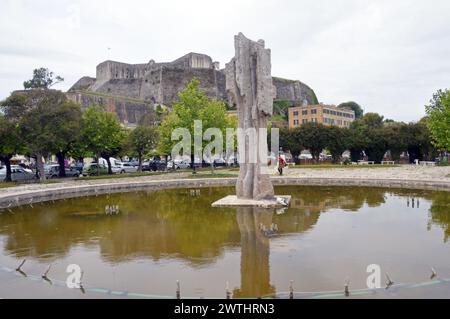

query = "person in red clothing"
[{"left": 278, "top": 153, "right": 287, "bottom": 176}]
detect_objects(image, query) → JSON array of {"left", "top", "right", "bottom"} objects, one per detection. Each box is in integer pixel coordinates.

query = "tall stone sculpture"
[
  {"left": 212, "top": 33, "right": 290, "bottom": 208},
  {"left": 226, "top": 33, "right": 275, "bottom": 200}
]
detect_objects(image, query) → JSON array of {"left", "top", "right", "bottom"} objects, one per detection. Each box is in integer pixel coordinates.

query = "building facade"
[{"left": 288, "top": 104, "right": 355, "bottom": 129}]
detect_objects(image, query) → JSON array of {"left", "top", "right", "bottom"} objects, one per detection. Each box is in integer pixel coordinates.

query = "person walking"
[{"left": 278, "top": 153, "right": 287, "bottom": 176}]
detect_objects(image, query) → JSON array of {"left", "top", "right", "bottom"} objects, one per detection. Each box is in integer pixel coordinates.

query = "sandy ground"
[{"left": 284, "top": 165, "right": 450, "bottom": 181}]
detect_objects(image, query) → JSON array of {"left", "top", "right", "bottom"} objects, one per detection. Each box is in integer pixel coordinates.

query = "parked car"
[
  {"left": 70, "top": 163, "right": 84, "bottom": 174},
  {"left": 18, "top": 163, "right": 33, "bottom": 174},
  {"left": 142, "top": 160, "right": 167, "bottom": 172},
  {"left": 0, "top": 165, "right": 36, "bottom": 182},
  {"left": 113, "top": 162, "right": 139, "bottom": 174},
  {"left": 298, "top": 153, "right": 313, "bottom": 160},
  {"left": 167, "top": 160, "right": 191, "bottom": 170},
  {"left": 44, "top": 164, "right": 80, "bottom": 179},
  {"left": 213, "top": 158, "right": 227, "bottom": 167},
  {"left": 82, "top": 163, "right": 109, "bottom": 176},
  {"left": 128, "top": 160, "right": 140, "bottom": 167}
]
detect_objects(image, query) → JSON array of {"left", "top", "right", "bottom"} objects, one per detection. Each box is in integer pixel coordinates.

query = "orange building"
[{"left": 288, "top": 104, "right": 355, "bottom": 129}]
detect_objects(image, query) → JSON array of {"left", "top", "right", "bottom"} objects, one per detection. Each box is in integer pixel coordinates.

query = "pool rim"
[{"left": 0, "top": 176, "right": 449, "bottom": 210}]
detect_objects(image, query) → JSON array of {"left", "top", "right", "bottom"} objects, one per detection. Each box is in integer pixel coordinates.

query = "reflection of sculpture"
[
  {"left": 233, "top": 207, "right": 275, "bottom": 298},
  {"left": 226, "top": 33, "right": 276, "bottom": 200}
]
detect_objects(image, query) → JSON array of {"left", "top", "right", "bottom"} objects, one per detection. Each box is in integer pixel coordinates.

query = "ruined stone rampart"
[{"left": 68, "top": 52, "right": 317, "bottom": 123}]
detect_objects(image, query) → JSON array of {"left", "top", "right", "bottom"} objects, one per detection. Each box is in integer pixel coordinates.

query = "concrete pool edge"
[{"left": 0, "top": 176, "right": 449, "bottom": 209}]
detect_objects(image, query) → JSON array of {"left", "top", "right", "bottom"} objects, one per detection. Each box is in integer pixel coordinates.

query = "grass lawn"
[
  {"left": 78, "top": 172, "right": 166, "bottom": 180},
  {"left": 0, "top": 182, "right": 18, "bottom": 189}
]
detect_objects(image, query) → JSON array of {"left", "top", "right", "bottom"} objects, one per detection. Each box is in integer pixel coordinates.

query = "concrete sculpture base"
[{"left": 212, "top": 196, "right": 291, "bottom": 208}]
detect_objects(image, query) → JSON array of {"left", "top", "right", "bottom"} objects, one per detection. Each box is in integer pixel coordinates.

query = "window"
[
  {"left": 302, "top": 110, "right": 308, "bottom": 116},
  {"left": 311, "top": 109, "right": 317, "bottom": 115},
  {"left": 293, "top": 120, "right": 299, "bottom": 126},
  {"left": 302, "top": 119, "right": 308, "bottom": 124},
  {"left": 293, "top": 111, "right": 299, "bottom": 117}
]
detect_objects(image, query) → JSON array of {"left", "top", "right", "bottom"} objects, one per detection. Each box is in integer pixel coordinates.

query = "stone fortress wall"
[{"left": 68, "top": 52, "right": 317, "bottom": 125}]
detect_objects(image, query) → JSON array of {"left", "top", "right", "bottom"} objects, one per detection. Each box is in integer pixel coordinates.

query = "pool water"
[{"left": 0, "top": 186, "right": 449, "bottom": 298}]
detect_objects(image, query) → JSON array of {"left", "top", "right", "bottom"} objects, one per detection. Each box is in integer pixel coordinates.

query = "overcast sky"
[{"left": 1, "top": 0, "right": 449, "bottom": 122}]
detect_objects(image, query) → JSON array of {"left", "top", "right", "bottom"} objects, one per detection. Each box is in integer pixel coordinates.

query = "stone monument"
[{"left": 212, "top": 33, "right": 290, "bottom": 208}]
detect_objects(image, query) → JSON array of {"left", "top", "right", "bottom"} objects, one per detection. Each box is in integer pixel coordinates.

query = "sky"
[{"left": 0, "top": 0, "right": 449, "bottom": 122}]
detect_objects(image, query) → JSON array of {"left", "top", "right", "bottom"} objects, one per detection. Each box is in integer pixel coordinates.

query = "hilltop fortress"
[{"left": 68, "top": 52, "right": 318, "bottom": 126}]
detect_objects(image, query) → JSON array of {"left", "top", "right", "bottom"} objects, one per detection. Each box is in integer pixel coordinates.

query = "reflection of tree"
[
  {"left": 1, "top": 185, "right": 442, "bottom": 278},
  {"left": 287, "top": 186, "right": 386, "bottom": 213},
  {"left": 0, "top": 186, "right": 392, "bottom": 265},
  {"left": 429, "top": 192, "right": 450, "bottom": 243},
  {"left": 0, "top": 188, "right": 241, "bottom": 264},
  {"left": 233, "top": 207, "right": 275, "bottom": 298}
]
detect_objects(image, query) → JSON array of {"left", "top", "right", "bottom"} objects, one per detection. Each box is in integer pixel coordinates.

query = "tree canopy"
[
  {"left": 338, "top": 101, "right": 364, "bottom": 119},
  {"left": 158, "top": 78, "right": 233, "bottom": 168},
  {"left": 81, "top": 106, "right": 127, "bottom": 174},
  {"left": 127, "top": 125, "right": 159, "bottom": 171},
  {"left": 23, "top": 68, "right": 64, "bottom": 90},
  {"left": 426, "top": 89, "right": 450, "bottom": 151},
  {"left": 0, "top": 115, "right": 23, "bottom": 181}
]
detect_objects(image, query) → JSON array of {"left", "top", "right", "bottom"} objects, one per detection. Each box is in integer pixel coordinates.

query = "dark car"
[
  {"left": 44, "top": 164, "right": 80, "bottom": 179},
  {"left": 70, "top": 163, "right": 84, "bottom": 174},
  {"left": 143, "top": 160, "right": 167, "bottom": 172}
]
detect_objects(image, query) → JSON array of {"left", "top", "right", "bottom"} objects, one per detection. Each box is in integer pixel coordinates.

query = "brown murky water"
[{"left": 0, "top": 186, "right": 449, "bottom": 298}]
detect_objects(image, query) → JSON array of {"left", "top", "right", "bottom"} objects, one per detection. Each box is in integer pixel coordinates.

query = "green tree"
[
  {"left": 361, "top": 112, "right": 384, "bottom": 129},
  {"left": 158, "top": 78, "right": 229, "bottom": 173},
  {"left": 298, "top": 123, "right": 328, "bottom": 162},
  {"left": 127, "top": 125, "right": 159, "bottom": 172},
  {"left": 426, "top": 89, "right": 450, "bottom": 151},
  {"left": 384, "top": 122, "right": 408, "bottom": 161},
  {"left": 0, "top": 91, "right": 30, "bottom": 121},
  {"left": 51, "top": 102, "right": 82, "bottom": 177},
  {"left": 0, "top": 116, "right": 23, "bottom": 182},
  {"left": 338, "top": 101, "right": 364, "bottom": 119},
  {"left": 405, "top": 119, "right": 435, "bottom": 163},
  {"left": 18, "top": 91, "right": 81, "bottom": 179},
  {"left": 364, "top": 128, "right": 388, "bottom": 163},
  {"left": 81, "top": 106, "right": 127, "bottom": 174},
  {"left": 280, "top": 128, "right": 303, "bottom": 162},
  {"left": 326, "top": 126, "right": 350, "bottom": 163},
  {"left": 23, "top": 68, "right": 64, "bottom": 90},
  {"left": 348, "top": 119, "right": 368, "bottom": 162}
]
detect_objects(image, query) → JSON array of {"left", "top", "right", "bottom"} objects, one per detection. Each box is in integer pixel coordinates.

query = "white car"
[
  {"left": 167, "top": 160, "right": 191, "bottom": 170},
  {"left": 0, "top": 166, "right": 36, "bottom": 182},
  {"left": 113, "top": 162, "right": 139, "bottom": 174},
  {"left": 298, "top": 153, "right": 313, "bottom": 160}
]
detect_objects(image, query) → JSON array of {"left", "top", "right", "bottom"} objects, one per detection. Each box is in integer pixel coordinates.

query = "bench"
[
  {"left": 420, "top": 161, "right": 436, "bottom": 166},
  {"left": 358, "top": 161, "right": 375, "bottom": 165}
]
